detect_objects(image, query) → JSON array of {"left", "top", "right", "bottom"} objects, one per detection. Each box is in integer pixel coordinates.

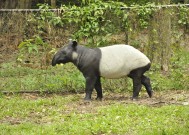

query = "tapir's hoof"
[
  {"left": 149, "top": 90, "right": 153, "bottom": 98},
  {"left": 84, "top": 97, "right": 92, "bottom": 101},
  {"left": 131, "top": 97, "right": 138, "bottom": 101},
  {"left": 96, "top": 97, "right": 102, "bottom": 101}
]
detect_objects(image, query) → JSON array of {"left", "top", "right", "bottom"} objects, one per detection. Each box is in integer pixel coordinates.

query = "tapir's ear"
[{"left": 72, "top": 40, "right": 77, "bottom": 48}]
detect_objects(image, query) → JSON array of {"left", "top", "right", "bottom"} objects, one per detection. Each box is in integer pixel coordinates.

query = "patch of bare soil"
[
  {"left": 5, "top": 90, "right": 188, "bottom": 108},
  {"left": 19, "top": 90, "right": 189, "bottom": 107},
  {"left": 103, "top": 90, "right": 189, "bottom": 106},
  {"left": 4, "top": 90, "right": 189, "bottom": 109},
  {"left": 59, "top": 90, "right": 189, "bottom": 114}
]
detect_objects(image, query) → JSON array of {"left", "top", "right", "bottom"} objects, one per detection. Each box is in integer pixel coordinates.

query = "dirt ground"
[{"left": 19, "top": 90, "right": 189, "bottom": 113}]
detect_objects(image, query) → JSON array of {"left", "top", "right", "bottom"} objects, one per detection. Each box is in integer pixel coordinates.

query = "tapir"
[{"left": 52, "top": 40, "right": 153, "bottom": 100}]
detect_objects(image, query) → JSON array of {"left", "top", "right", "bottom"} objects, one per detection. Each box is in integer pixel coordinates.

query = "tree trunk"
[
  {"left": 184, "top": 0, "right": 189, "bottom": 3},
  {"left": 1, "top": 0, "right": 32, "bottom": 9},
  {"left": 4, "top": 0, "right": 17, "bottom": 9},
  {"left": 51, "top": 0, "right": 56, "bottom": 8},
  {"left": 18, "top": 0, "right": 32, "bottom": 9},
  {"left": 148, "top": 0, "right": 171, "bottom": 71}
]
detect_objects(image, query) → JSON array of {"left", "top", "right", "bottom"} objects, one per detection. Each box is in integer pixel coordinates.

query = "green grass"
[
  {"left": 0, "top": 94, "right": 189, "bottom": 135},
  {"left": 0, "top": 62, "right": 133, "bottom": 93},
  {"left": 147, "top": 47, "right": 189, "bottom": 91},
  {"left": 1, "top": 60, "right": 189, "bottom": 93},
  {"left": 0, "top": 63, "right": 85, "bottom": 92},
  {"left": 1, "top": 46, "right": 189, "bottom": 93}
]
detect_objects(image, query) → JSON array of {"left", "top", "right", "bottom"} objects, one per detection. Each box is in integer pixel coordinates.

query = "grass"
[
  {"left": 0, "top": 63, "right": 85, "bottom": 92},
  {"left": 1, "top": 60, "right": 189, "bottom": 93},
  {"left": 0, "top": 93, "right": 189, "bottom": 135},
  {"left": 0, "top": 62, "right": 133, "bottom": 93},
  {"left": 1, "top": 46, "right": 189, "bottom": 93}
]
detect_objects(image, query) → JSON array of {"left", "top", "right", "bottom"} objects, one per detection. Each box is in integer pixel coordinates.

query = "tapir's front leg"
[
  {"left": 84, "top": 76, "right": 97, "bottom": 100},
  {"left": 94, "top": 77, "right": 103, "bottom": 100}
]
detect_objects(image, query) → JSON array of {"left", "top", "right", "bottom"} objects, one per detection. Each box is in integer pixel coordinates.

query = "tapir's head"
[{"left": 52, "top": 40, "right": 78, "bottom": 66}]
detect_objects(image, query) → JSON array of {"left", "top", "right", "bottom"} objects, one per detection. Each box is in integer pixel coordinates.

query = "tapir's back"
[{"left": 99, "top": 44, "right": 150, "bottom": 79}]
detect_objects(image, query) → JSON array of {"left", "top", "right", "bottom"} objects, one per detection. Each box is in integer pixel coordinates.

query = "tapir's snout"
[
  {"left": 52, "top": 55, "right": 57, "bottom": 66},
  {"left": 52, "top": 52, "right": 67, "bottom": 66}
]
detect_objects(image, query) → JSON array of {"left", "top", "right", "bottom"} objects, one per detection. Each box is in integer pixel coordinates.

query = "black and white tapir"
[{"left": 52, "top": 40, "right": 153, "bottom": 101}]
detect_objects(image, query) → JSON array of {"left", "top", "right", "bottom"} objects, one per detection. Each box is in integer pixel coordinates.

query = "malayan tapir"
[{"left": 52, "top": 40, "right": 153, "bottom": 101}]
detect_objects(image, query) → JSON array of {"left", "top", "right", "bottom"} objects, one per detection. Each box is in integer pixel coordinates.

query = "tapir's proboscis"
[{"left": 52, "top": 40, "right": 153, "bottom": 101}]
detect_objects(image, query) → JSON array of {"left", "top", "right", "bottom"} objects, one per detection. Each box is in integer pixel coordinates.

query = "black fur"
[
  {"left": 128, "top": 63, "right": 153, "bottom": 99},
  {"left": 74, "top": 47, "right": 102, "bottom": 100}
]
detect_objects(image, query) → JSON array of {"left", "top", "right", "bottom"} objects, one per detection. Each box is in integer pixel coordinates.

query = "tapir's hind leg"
[
  {"left": 132, "top": 77, "right": 142, "bottom": 99},
  {"left": 141, "top": 75, "right": 153, "bottom": 98},
  {"left": 128, "top": 63, "right": 151, "bottom": 99},
  {"left": 128, "top": 71, "right": 142, "bottom": 100}
]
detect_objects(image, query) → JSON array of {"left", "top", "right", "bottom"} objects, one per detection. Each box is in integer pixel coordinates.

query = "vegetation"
[
  {"left": 0, "top": 93, "right": 189, "bottom": 135},
  {"left": 0, "top": 1, "right": 189, "bottom": 135},
  {"left": 0, "top": 0, "right": 188, "bottom": 9},
  {"left": 1, "top": 1, "right": 189, "bottom": 92},
  {"left": 1, "top": 46, "right": 189, "bottom": 92}
]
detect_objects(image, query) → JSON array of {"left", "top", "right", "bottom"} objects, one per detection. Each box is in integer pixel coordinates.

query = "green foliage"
[
  {"left": 122, "top": 0, "right": 151, "bottom": 6},
  {"left": 17, "top": 36, "right": 50, "bottom": 65},
  {"left": 37, "top": 3, "right": 63, "bottom": 27},
  {"left": 51, "top": 1, "right": 157, "bottom": 46},
  {"left": 23, "top": 2, "right": 188, "bottom": 47},
  {"left": 18, "top": 39, "right": 38, "bottom": 54},
  {"left": 178, "top": 6, "right": 189, "bottom": 26},
  {"left": 18, "top": 36, "right": 47, "bottom": 54},
  {"left": 133, "top": 3, "right": 157, "bottom": 29},
  {"left": 25, "top": 3, "right": 63, "bottom": 39},
  {"left": 61, "top": 0, "right": 127, "bottom": 46}
]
